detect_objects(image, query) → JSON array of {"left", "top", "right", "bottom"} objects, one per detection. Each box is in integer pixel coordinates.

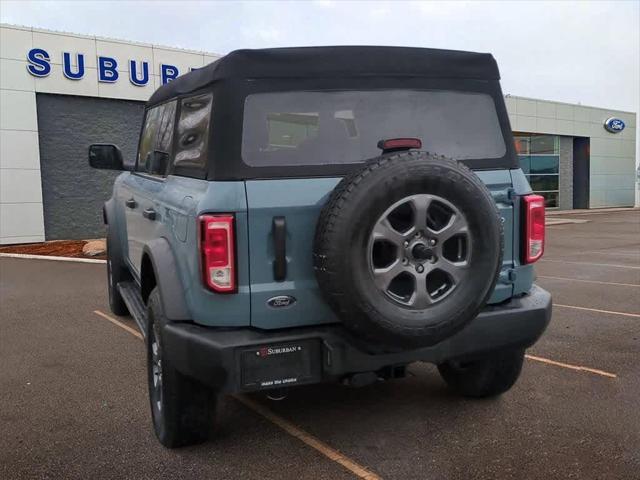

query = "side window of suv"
[
  {"left": 137, "top": 100, "right": 177, "bottom": 176},
  {"left": 173, "top": 93, "right": 213, "bottom": 176}
]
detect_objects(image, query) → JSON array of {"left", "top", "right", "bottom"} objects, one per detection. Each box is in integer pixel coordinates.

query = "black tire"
[
  {"left": 147, "top": 287, "right": 218, "bottom": 448},
  {"left": 313, "top": 151, "right": 503, "bottom": 350},
  {"left": 106, "top": 227, "right": 129, "bottom": 316},
  {"left": 438, "top": 349, "right": 525, "bottom": 398}
]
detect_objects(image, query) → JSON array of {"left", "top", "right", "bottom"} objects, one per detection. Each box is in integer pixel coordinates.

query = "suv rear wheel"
[
  {"left": 437, "top": 348, "right": 525, "bottom": 398},
  {"left": 147, "top": 287, "right": 218, "bottom": 448}
]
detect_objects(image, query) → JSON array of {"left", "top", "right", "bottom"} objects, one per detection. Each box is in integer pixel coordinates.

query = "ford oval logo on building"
[
  {"left": 604, "top": 117, "right": 625, "bottom": 133},
  {"left": 267, "top": 295, "right": 297, "bottom": 308}
]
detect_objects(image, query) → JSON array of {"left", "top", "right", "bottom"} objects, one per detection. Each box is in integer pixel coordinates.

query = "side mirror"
[
  {"left": 88, "top": 144, "right": 126, "bottom": 170},
  {"left": 145, "top": 150, "right": 169, "bottom": 176}
]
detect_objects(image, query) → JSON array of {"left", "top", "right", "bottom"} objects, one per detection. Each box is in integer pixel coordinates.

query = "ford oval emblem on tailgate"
[{"left": 267, "top": 295, "right": 296, "bottom": 308}]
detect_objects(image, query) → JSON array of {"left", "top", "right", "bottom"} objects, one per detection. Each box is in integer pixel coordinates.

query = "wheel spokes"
[
  {"left": 369, "top": 193, "right": 472, "bottom": 309},
  {"left": 436, "top": 259, "right": 468, "bottom": 285},
  {"left": 150, "top": 327, "right": 163, "bottom": 413},
  {"left": 372, "top": 259, "right": 406, "bottom": 291},
  {"left": 408, "top": 275, "right": 434, "bottom": 309},
  {"left": 410, "top": 195, "right": 433, "bottom": 231},
  {"left": 372, "top": 217, "right": 406, "bottom": 246},
  {"left": 433, "top": 213, "right": 468, "bottom": 243}
]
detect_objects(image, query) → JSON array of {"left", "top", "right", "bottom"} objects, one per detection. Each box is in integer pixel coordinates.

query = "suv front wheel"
[
  {"left": 437, "top": 348, "right": 525, "bottom": 398},
  {"left": 147, "top": 287, "right": 218, "bottom": 448}
]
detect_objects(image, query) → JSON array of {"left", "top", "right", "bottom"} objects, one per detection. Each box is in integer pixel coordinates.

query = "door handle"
[
  {"left": 125, "top": 198, "right": 137, "bottom": 209},
  {"left": 272, "top": 216, "right": 287, "bottom": 281},
  {"left": 142, "top": 208, "right": 156, "bottom": 221}
]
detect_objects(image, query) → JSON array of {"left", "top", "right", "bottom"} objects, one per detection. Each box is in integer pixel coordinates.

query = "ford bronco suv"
[{"left": 89, "top": 46, "right": 552, "bottom": 448}]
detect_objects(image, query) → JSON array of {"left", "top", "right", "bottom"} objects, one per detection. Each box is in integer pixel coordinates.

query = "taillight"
[
  {"left": 199, "top": 214, "right": 236, "bottom": 293},
  {"left": 522, "top": 195, "right": 545, "bottom": 264}
]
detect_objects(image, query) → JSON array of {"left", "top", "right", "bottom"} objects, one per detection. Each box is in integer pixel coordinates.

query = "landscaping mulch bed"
[{"left": 0, "top": 240, "right": 106, "bottom": 260}]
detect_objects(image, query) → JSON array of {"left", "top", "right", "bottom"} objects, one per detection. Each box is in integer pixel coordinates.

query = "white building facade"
[{"left": 0, "top": 23, "right": 637, "bottom": 244}]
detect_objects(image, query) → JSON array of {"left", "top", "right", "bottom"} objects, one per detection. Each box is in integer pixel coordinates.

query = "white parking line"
[
  {"left": 525, "top": 354, "right": 617, "bottom": 378},
  {"left": 539, "top": 259, "right": 640, "bottom": 269},
  {"left": 555, "top": 304, "right": 640, "bottom": 318},
  {"left": 576, "top": 250, "right": 640, "bottom": 257},
  {"left": 93, "top": 310, "right": 143, "bottom": 339},
  {"left": 547, "top": 208, "right": 639, "bottom": 216},
  {"left": 537, "top": 275, "right": 639, "bottom": 288},
  {"left": 234, "top": 395, "right": 382, "bottom": 480},
  {"left": 545, "top": 250, "right": 640, "bottom": 258},
  {"left": 0, "top": 252, "right": 106, "bottom": 264}
]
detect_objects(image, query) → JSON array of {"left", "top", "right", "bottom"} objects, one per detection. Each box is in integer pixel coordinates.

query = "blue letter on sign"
[
  {"left": 161, "top": 64, "right": 179, "bottom": 84},
  {"left": 98, "top": 56, "right": 119, "bottom": 83},
  {"left": 62, "top": 52, "right": 85, "bottom": 80},
  {"left": 129, "top": 60, "right": 149, "bottom": 86},
  {"left": 26, "top": 48, "right": 51, "bottom": 77}
]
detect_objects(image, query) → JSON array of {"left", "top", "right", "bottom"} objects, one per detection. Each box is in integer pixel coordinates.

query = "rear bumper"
[{"left": 162, "top": 285, "right": 552, "bottom": 393}]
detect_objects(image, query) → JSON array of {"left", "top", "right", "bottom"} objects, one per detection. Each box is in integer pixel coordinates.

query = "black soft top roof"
[{"left": 147, "top": 46, "right": 500, "bottom": 106}]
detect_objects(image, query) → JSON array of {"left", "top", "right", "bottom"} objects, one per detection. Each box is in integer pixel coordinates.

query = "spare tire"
[{"left": 313, "top": 151, "right": 503, "bottom": 350}]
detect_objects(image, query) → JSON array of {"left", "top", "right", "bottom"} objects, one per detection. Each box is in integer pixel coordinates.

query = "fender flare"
[
  {"left": 103, "top": 199, "right": 126, "bottom": 269},
  {"left": 142, "top": 238, "right": 190, "bottom": 321}
]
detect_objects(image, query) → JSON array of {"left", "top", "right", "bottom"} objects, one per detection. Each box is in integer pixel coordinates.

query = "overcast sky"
[{"left": 1, "top": 0, "right": 638, "bottom": 113}]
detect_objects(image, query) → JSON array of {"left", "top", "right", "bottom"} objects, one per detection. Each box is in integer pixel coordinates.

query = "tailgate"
[{"left": 245, "top": 172, "right": 514, "bottom": 330}]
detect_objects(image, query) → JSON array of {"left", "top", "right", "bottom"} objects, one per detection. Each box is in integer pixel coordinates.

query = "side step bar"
[{"left": 117, "top": 281, "right": 148, "bottom": 339}]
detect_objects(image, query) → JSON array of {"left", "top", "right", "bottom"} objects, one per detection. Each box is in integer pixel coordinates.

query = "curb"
[
  {"left": 546, "top": 218, "right": 590, "bottom": 226},
  {"left": 0, "top": 253, "right": 106, "bottom": 264},
  {"left": 547, "top": 207, "right": 639, "bottom": 216}
]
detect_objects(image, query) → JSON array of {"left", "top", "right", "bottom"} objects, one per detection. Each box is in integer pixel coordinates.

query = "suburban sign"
[
  {"left": 26, "top": 47, "right": 195, "bottom": 86},
  {"left": 604, "top": 117, "right": 626, "bottom": 133}
]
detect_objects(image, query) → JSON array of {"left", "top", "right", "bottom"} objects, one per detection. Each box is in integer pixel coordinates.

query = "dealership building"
[{"left": 1, "top": 23, "right": 637, "bottom": 245}]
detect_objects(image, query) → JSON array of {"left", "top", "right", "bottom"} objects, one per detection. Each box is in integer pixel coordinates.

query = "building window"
[{"left": 514, "top": 133, "right": 560, "bottom": 208}]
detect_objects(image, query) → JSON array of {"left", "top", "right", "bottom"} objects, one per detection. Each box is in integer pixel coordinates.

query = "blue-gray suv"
[{"left": 89, "top": 46, "right": 552, "bottom": 448}]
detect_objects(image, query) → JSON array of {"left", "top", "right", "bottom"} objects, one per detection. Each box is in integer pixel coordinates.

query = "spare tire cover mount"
[{"left": 313, "top": 151, "right": 503, "bottom": 349}]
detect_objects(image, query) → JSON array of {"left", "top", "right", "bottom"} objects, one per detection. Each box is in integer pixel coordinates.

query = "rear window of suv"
[{"left": 241, "top": 90, "right": 506, "bottom": 167}]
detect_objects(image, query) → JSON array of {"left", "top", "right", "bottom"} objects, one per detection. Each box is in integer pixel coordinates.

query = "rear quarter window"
[
  {"left": 173, "top": 92, "right": 213, "bottom": 175},
  {"left": 241, "top": 90, "right": 506, "bottom": 167}
]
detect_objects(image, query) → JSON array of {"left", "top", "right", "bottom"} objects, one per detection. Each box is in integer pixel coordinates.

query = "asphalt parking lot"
[{"left": 1, "top": 210, "right": 639, "bottom": 480}]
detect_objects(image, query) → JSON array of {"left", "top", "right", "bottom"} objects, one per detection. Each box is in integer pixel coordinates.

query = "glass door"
[{"left": 514, "top": 134, "right": 560, "bottom": 208}]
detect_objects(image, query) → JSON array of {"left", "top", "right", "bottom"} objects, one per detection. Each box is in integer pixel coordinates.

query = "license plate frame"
[{"left": 239, "top": 340, "right": 322, "bottom": 390}]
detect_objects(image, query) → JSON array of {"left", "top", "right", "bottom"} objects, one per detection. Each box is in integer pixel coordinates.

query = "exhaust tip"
[{"left": 266, "top": 388, "right": 288, "bottom": 401}]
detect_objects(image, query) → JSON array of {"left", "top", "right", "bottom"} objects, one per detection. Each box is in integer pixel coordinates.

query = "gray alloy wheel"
[
  {"left": 149, "top": 322, "right": 163, "bottom": 418},
  {"left": 367, "top": 193, "right": 471, "bottom": 308}
]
